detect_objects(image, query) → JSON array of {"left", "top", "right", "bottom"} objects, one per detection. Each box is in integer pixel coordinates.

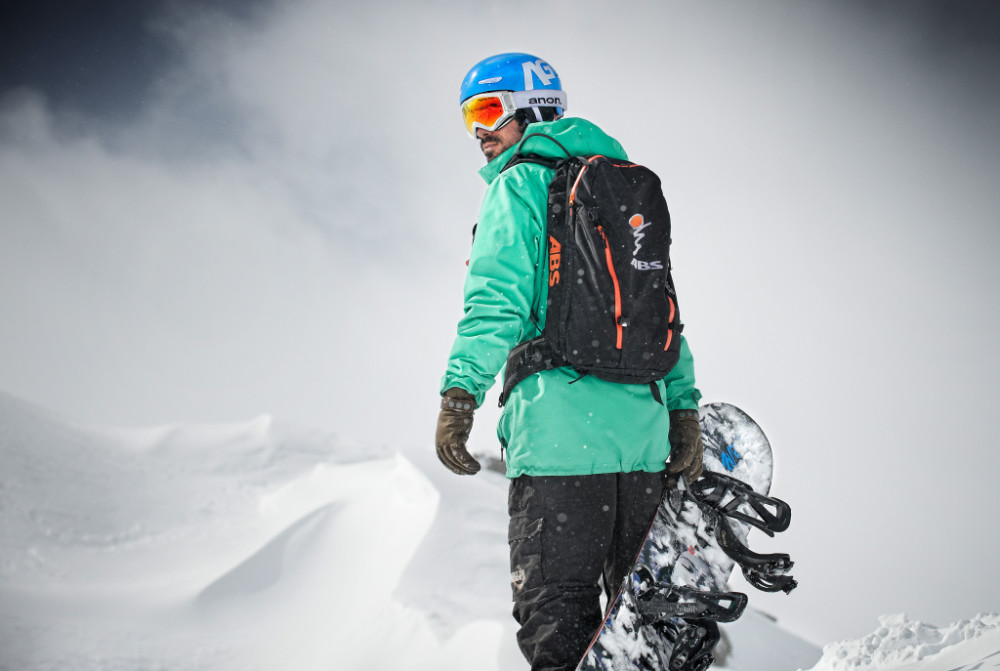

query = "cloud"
[{"left": 0, "top": 1, "right": 470, "bottom": 439}]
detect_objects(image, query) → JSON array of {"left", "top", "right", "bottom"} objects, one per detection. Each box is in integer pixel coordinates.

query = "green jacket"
[{"left": 441, "top": 117, "right": 701, "bottom": 478}]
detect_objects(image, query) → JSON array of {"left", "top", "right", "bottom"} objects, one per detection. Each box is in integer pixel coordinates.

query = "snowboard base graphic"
[{"left": 576, "top": 402, "right": 795, "bottom": 671}]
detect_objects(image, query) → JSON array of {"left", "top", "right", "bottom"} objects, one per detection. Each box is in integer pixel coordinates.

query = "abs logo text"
[{"left": 628, "top": 214, "right": 663, "bottom": 271}]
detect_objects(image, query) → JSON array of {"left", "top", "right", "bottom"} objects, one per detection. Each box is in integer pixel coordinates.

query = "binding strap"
[
  {"left": 668, "top": 621, "right": 720, "bottom": 671},
  {"left": 685, "top": 472, "right": 798, "bottom": 594},
  {"left": 634, "top": 574, "right": 748, "bottom": 624}
]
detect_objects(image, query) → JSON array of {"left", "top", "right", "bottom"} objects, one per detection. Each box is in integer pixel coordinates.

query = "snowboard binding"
[
  {"left": 628, "top": 563, "right": 743, "bottom": 671},
  {"left": 666, "top": 620, "right": 720, "bottom": 671},
  {"left": 686, "top": 471, "right": 798, "bottom": 594},
  {"left": 632, "top": 565, "right": 748, "bottom": 625}
]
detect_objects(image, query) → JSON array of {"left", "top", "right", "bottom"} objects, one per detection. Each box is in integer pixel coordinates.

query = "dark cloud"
[
  {"left": 842, "top": 0, "right": 1000, "bottom": 148},
  {"left": 898, "top": 0, "right": 1000, "bottom": 51},
  {"left": 0, "top": 0, "right": 168, "bottom": 118},
  {"left": 841, "top": 0, "right": 1000, "bottom": 63},
  {"left": 0, "top": 0, "right": 268, "bottom": 120}
]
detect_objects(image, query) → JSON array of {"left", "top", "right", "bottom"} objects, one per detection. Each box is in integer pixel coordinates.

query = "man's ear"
[{"left": 514, "top": 108, "right": 531, "bottom": 132}]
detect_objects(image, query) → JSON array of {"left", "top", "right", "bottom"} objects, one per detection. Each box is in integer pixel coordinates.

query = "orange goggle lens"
[{"left": 461, "top": 92, "right": 515, "bottom": 137}]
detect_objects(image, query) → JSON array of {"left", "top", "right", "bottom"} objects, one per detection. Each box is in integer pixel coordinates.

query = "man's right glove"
[
  {"left": 435, "top": 387, "right": 481, "bottom": 476},
  {"left": 667, "top": 408, "right": 704, "bottom": 485}
]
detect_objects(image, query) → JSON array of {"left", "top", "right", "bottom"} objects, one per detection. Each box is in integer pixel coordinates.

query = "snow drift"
[
  {"left": 0, "top": 390, "right": 993, "bottom": 670},
  {"left": 0, "top": 389, "right": 509, "bottom": 670}
]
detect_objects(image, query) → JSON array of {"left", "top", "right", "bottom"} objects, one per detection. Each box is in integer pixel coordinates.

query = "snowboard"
[{"left": 576, "top": 402, "right": 796, "bottom": 671}]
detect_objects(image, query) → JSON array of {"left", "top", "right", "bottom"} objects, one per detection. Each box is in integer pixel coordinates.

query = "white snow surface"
[
  {"left": 0, "top": 390, "right": 995, "bottom": 670},
  {"left": 807, "top": 613, "right": 1000, "bottom": 671}
]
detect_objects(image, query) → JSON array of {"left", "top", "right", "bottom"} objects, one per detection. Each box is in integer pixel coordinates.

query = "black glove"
[
  {"left": 435, "top": 388, "right": 481, "bottom": 475},
  {"left": 667, "top": 409, "right": 704, "bottom": 485}
]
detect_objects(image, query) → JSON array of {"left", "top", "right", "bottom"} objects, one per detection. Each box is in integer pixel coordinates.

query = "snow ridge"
[{"left": 808, "top": 613, "right": 1000, "bottom": 671}]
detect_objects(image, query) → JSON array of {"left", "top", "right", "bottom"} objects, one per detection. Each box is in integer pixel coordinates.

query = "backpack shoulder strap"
[
  {"left": 500, "top": 132, "right": 574, "bottom": 173},
  {"left": 502, "top": 153, "right": 561, "bottom": 172}
]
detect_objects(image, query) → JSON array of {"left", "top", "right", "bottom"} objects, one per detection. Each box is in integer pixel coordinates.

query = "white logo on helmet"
[
  {"left": 522, "top": 59, "right": 556, "bottom": 90},
  {"left": 478, "top": 76, "right": 503, "bottom": 85}
]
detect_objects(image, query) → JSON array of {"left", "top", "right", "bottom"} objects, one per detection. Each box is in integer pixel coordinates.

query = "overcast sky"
[{"left": 2, "top": 0, "right": 999, "bottom": 648}]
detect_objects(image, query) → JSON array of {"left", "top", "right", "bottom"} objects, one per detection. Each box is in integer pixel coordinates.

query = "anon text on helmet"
[{"left": 528, "top": 95, "right": 563, "bottom": 105}]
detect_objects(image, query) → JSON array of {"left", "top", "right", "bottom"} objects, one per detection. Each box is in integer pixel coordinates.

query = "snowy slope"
[
  {"left": 807, "top": 614, "right": 1000, "bottom": 671},
  {"left": 0, "top": 389, "right": 511, "bottom": 670},
  {"left": 0, "top": 390, "right": 994, "bottom": 670}
]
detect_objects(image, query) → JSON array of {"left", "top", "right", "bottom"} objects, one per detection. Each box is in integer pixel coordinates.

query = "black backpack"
[{"left": 498, "top": 134, "right": 684, "bottom": 406}]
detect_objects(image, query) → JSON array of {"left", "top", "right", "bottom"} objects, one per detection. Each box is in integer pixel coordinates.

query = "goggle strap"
[{"left": 510, "top": 89, "right": 567, "bottom": 110}]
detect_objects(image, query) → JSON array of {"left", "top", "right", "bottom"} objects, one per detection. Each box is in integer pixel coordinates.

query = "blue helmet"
[{"left": 459, "top": 52, "right": 567, "bottom": 120}]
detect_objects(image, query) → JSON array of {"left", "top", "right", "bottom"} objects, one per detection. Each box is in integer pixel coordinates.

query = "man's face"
[{"left": 476, "top": 118, "right": 524, "bottom": 162}]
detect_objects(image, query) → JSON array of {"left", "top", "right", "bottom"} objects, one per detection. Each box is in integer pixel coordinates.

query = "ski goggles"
[{"left": 460, "top": 90, "right": 567, "bottom": 137}]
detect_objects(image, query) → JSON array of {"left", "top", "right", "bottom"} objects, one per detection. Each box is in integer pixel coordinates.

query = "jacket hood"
[{"left": 478, "top": 117, "right": 628, "bottom": 184}]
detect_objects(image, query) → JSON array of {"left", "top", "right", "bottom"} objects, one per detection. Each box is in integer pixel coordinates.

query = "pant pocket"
[{"left": 508, "top": 515, "right": 544, "bottom": 600}]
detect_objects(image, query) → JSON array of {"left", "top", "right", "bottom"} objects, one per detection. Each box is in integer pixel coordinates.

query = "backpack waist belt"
[
  {"left": 499, "top": 336, "right": 670, "bottom": 407},
  {"left": 499, "top": 337, "right": 568, "bottom": 407}
]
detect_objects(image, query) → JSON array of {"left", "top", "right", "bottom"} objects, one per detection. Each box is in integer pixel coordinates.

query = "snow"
[
  {"left": 0, "top": 390, "right": 995, "bottom": 670},
  {"left": 807, "top": 614, "right": 1000, "bottom": 671}
]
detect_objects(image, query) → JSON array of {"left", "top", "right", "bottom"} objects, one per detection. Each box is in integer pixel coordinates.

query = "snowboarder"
[{"left": 435, "top": 52, "right": 704, "bottom": 671}]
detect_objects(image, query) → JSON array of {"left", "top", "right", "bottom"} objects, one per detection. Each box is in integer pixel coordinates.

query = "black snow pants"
[{"left": 507, "top": 470, "right": 667, "bottom": 671}]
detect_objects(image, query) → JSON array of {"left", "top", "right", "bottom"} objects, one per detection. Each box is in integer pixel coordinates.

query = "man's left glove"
[
  {"left": 435, "top": 388, "right": 481, "bottom": 475},
  {"left": 667, "top": 408, "right": 704, "bottom": 485}
]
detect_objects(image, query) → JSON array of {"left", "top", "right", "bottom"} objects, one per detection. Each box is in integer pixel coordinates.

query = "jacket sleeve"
[
  {"left": 440, "top": 171, "right": 545, "bottom": 407},
  {"left": 663, "top": 335, "right": 702, "bottom": 411}
]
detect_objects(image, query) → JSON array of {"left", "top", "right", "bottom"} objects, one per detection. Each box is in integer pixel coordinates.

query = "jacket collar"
[{"left": 478, "top": 142, "right": 520, "bottom": 184}]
